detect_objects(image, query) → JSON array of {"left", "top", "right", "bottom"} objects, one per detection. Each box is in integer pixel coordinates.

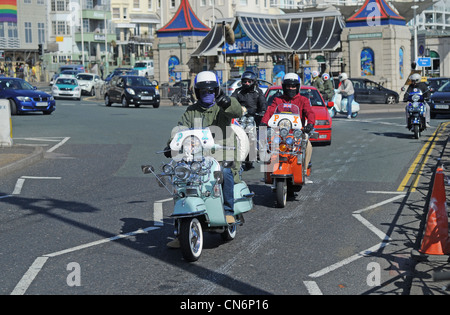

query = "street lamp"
[
  {"left": 178, "top": 33, "right": 183, "bottom": 64},
  {"left": 307, "top": 25, "right": 313, "bottom": 61},
  {"left": 412, "top": 5, "right": 419, "bottom": 62}
]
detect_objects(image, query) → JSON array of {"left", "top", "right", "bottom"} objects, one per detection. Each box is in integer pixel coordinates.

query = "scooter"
[
  {"left": 233, "top": 109, "right": 259, "bottom": 170},
  {"left": 404, "top": 88, "right": 427, "bottom": 139},
  {"left": 328, "top": 89, "right": 360, "bottom": 118},
  {"left": 142, "top": 128, "right": 254, "bottom": 262},
  {"left": 261, "top": 103, "right": 318, "bottom": 208}
]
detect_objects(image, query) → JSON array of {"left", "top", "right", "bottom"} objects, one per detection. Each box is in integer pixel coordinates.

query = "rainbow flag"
[{"left": 0, "top": 0, "right": 17, "bottom": 23}]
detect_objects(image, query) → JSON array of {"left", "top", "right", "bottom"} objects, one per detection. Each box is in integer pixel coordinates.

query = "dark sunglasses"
[{"left": 199, "top": 88, "right": 216, "bottom": 95}]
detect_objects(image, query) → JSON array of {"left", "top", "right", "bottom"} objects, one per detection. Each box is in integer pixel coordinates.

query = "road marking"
[
  {"left": 11, "top": 226, "right": 160, "bottom": 295},
  {"left": 303, "top": 281, "right": 323, "bottom": 295},
  {"left": 47, "top": 137, "right": 70, "bottom": 153},
  {"left": 12, "top": 176, "right": 61, "bottom": 195}
]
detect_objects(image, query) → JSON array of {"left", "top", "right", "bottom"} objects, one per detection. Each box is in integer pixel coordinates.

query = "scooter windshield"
[{"left": 274, "top": 103, "right": 301, "bottom": 115}]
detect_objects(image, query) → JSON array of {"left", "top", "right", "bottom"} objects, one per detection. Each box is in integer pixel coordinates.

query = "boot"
[{"left": 166, "top": 238, "right": 180, "bottom": 249}]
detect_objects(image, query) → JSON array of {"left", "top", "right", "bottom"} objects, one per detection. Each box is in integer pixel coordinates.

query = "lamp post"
[
  {"left": 307, "top": 25, "right": 313, "bottom": 61},
  {"left": 412, "top": 5, "right": 419, "bottom": 63},
  {"left": 178, "top": 33, "right": 183, "bottom": 64}
]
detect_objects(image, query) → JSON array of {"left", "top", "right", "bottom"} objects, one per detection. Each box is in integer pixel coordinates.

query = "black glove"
[
  {"left": 216, "top": 90, "right": 231, "bottom": 109},
  {"left": 304, "top": 124, "right": 314, "bottom": 134},
  {"left": 163, "top": 146, "right": 172, "bottom": 158}
]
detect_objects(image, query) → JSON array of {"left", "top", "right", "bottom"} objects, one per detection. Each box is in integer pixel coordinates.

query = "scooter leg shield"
[
  {"left": 173, "top": 197, "right": 207, "bottom": 217},
  {"left": 233, "top": 182, "right": 254, "bottom": 215}
]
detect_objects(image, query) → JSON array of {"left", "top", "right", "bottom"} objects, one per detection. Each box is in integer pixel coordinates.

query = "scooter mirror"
[
  {"left": 327, "top": 101, "right": 334, "bottom": 108},
  {"left": 401, "top": 86, "right": 406, "bottom": 92},
  {"left": 141, "top": 165, "right": 155, "bottom": 174},
  {"left": 213, "top": 171, "right": 224, "bottom": 184}
]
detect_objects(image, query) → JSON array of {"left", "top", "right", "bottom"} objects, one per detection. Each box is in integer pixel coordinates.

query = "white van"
[{"left": 134, "top": 60, "right": 154, "bottom": 77}]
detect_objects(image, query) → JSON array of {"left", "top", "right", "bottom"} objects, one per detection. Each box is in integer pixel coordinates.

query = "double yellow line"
[{"left": 397, "top": 122, "right": 450, "bottom": 192}]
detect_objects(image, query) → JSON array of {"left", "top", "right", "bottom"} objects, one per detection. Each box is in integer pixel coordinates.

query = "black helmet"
[
  {"left": 194, "top": 71, "right": 220, "bottom": 99},
  {"left": 241, "top": 70, "right": 257, "bottom": 90}
]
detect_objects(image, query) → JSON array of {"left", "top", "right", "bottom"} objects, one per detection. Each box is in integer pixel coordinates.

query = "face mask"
[
  {"left": 285, "top": 89, "right": 297, "bottom": 99},
  {"left": 199, "top": 93, "right": 216, "bottom": 108}
]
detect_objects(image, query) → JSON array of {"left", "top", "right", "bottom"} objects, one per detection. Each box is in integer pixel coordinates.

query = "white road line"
[
  {"left": 12, "top": 177, "right": 62, "bottom": 195},
  {"left": 153, "top": 198, "right": 172, "bottom": 226},
  {"left": 303, "top": 281, "right": 323, "bottom": 295},
  {"left": 47, "top": 137, "right": 70, "bottom": 153},
  {"left": 11, "top": 226, "right": 160, "bottom": 295}
]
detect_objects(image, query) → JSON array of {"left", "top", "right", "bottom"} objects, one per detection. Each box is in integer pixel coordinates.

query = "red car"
[{"left": 264, "top": 86, "right": 333, "bottom": 145}]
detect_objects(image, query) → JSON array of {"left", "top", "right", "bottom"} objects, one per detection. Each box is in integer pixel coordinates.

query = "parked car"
[
  {"left": 349, "top": 78, "right": 399, "bottom": 104},
  {"left": 264, "top": 85, "right": 332, "bottom": 144},
  {"left": 50, "top": 64, "right": 85, "bottom": 85},
  {"left": 428, "top": 77, "right": 450, "bottom": 95},
  {"left": 0, "top": 77, "right": 55, "bottom": 115},
  {"left": 429, "top": 80, "right": 450, "bottom": 118},
  {"left": 52, "top": 77, "right": 81, "bottom": 100},
  {"left": 104, "top": 75, "right": 160, "bottom": 108},
  {"left": 133, "top": 60, "right": 154, "bottom": 77},
  {"left": 76, "top": 73, "right": 103, "bottom": 96},
  {"left": 221, "top": 77, "right": 272, "bottom": 96}
]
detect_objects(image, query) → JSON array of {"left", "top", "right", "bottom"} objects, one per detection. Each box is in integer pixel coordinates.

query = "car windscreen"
[
  {"left": 438, "top": 81, "right": 450, "bottom": 92},
  {"left": 125, "top": 77, "right": 152, "bottom": 86},
  {"left": 134, "top": 63, "right": 146, "bottom": 68},
  {"left": 56, "top": 78, "right": 77, "bottom": 85},
  {"left": 0, "top": 79, "right": 34, "bottom": 90},
  {"left": 77, "top": 74, "right": 93, "bottom": 80}
]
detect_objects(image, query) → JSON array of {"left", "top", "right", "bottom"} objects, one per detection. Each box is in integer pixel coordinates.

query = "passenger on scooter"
[
  {"left": 164, "top": 71, "right": 243, "bottom": 247},
  {"left": 404, "top": 73, "right": 431, "bottom": 128},
  {"left": 321, "top": 73, "right": 334, "bottom": 101},
  {"left": 311, "top": 71, "right": 325, "bottom": 96},
  {"left": 231, "top": 70, "right": 267, "bottom": 125},
  {"left": 260, "top": 73, "right": 316, "bottom": 182}
]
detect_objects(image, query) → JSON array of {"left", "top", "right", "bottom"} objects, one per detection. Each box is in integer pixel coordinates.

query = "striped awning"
[{"left": 191, "top": 11, "right": 345, "bottom": 57}]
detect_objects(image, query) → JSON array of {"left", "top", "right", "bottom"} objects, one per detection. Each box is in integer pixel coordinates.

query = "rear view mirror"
[{"left": 327, "top": 101, "right": 334, "bottom": 108}]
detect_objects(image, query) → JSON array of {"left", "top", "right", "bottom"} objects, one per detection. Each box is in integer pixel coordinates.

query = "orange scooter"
[{"left": 261, "top": 103, "right": 317, "bottom": 208}]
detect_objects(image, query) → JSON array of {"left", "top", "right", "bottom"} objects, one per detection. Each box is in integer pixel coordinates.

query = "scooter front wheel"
[
  {"left": 276, "top": 179, "right": 287, "bottom": 208},
  {"left": 180, "top": 217, "right": 203, "bottom": 262}
]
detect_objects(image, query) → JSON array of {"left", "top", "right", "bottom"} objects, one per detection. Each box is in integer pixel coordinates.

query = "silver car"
[{"left": 76, "top": 73, "right": 103, "bottom": 96}]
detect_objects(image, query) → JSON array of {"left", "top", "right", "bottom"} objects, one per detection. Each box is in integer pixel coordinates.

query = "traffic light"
[{"left": 38, "top": 44, "right": 43, "bottom": 55}]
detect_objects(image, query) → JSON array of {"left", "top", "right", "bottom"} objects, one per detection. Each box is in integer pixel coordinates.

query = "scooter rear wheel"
[
  {"left": 276, "top": 179, "right": 287, "bottom": 208},
  {"left": 180, "top": 218, "right": 203, "bottom": 262},
  {"left": 221, "top": 224, "right": 237, "bottom": 241}
]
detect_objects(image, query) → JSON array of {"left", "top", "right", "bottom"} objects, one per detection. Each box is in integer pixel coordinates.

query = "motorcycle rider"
[
  {"left": 231, "top": 70, "right": 267, "bottom": 125},
  {"left": 337, "top": 72, "right": 354, "bottom": 119},
  {"left": 404, "top": 73, "right": 431, "bottom": 128},
  {"left": 260, "top": 73, "right": 315, "bottom": 183},
  {"left": 164, "top": 71, "right": 243, "bottom": 248},
  {"left": 321, "top": 73, "right": 334, "bottom": 101}
]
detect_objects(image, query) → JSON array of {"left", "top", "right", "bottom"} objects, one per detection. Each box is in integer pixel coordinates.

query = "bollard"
[{"left": 0, "top": 99, "right": 13, "bottom": 147}]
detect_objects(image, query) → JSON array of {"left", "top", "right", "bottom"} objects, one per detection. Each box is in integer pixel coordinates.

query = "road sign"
[{"left": 417, "top": 57, "right": 431, "bottom": 67}]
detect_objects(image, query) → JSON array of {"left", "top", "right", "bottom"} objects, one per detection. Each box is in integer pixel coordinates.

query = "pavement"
[{"left": 1, "top": 98, "right": 449, "bottom": 295}]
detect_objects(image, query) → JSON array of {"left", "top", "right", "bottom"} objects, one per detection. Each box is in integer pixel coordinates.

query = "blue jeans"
[
  {"left": 345, "top": 94, "right": 354, "bottom": 116},
  {"left": 222, "top": 167, "right": 234, "bottom": 213}
]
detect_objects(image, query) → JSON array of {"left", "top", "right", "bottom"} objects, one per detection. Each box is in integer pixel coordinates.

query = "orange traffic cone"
[{"left": 419, "top": 167, "right": 450, "bottom": 255}]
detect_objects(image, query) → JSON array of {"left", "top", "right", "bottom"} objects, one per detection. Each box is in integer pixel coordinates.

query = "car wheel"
[
  {"left": 121, "top": 96, "right": 129, "bottom": 107},
  {"left": 9, "top": 99, "right": 17, "bottom": 115},
  {"left": 105, "top": 94, "right": 112, "bottom": 106},
  {"left": 386, "top": 95, "right": 396, "bottom": 104},
  {"left": 90, "top": 88, "right": 95, "bottom": 96}
]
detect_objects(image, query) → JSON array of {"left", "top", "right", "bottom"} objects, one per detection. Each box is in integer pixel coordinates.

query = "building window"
[
  {"left": 134, "top": 0, "right": 139, "bottom": 9},
  {"left": 7, "top": 22, "right": 17, "bottom": 38},
  {"left": 25, "top": 22, "right": 32, "bottom": 43},
  {"left": 38, "top": 22, "right": 45, "bottom": 44},
  {"left": 112, "top": 8, "right": 120, "bottom": 19},
  {"left": 361, "top": 48, "right": 375, "bottom": 76}
]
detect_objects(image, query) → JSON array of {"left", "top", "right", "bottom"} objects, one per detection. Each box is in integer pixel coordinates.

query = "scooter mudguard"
[
  {"left": 172, "top": 197, "right": 207, "bottom": 218},
  {"left": 233, "top": 182, "right": 253, "bottom": 215},
  {"left": 204, "top": 196, "right": 228, "bottom": 227}
]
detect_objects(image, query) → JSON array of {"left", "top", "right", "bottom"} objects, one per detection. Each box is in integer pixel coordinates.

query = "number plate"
[
  {"left": 36, "top": 102, "right": 48, "bottom": 107},
  {"left": 435, "top": 104, "right": 449, "bottom": 109},
  {"left": 141, "top": 96, "right": 153, "bottom": 100}
]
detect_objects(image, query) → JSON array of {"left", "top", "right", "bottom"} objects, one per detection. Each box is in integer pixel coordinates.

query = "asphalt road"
[{"left": 0, "top": 96, "right": 448, "bottom": 298}]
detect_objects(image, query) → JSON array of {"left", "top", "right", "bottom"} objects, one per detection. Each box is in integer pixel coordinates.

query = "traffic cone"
[{"left": 419, "top": 167, "right": 450, "bottom": 255}]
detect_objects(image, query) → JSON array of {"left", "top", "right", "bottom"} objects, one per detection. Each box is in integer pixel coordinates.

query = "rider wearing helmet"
[
  {"left": 404, "top": 73, "right": 431, "bottom": 127},
  {"left": 231, "top": 70, "right": 267, "bottom": 125},
  {"left": 164, "top": 71, "right": 243, "bottom": 239},
  {"left": 321, "top": 73, "right": 334, "bottom": 101},
  {"left": 311, "top": 70, "right": 325, "bottom": 96},
  {"left": 337, "top": 72, "right": 355, "bottom": 119},
  {"left": 260, "top": 73, "right": 316, "bottom": 183}
]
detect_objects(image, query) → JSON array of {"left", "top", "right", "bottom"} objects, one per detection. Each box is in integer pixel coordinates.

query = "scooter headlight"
[
  {"left": 278, "top": 119, "right": 292, "bottom": 131},
  {"left": 190, "top": 161, "right": 202, "bottom": 173},
  {"left": 162, "top": 164, "right": 174, "bottom": 175},
  {"left": 280, "top": 128, "right": 289, "bottom": 138},
  {"left": 174, "top": 165, "right": 191, "bottom": 180},
  {"left": 293, "top": 129, "right": 302, "bottom": 139},
  {"left": 286, "top": 137, "right": 294, "bottom": 145},
  {"left": 412, "top": 94, "right": 420, "bottom": 102},
  {"left": 182, "top": 136, "right": 202, "bottom": 155}
]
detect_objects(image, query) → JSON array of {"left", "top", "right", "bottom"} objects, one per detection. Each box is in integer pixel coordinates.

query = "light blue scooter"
[
  {"left": 328, "top": 89, "right": 360, "bottom": 118},
  {"left": 142, "top": 128, "right": 254, "bottom": 262}
]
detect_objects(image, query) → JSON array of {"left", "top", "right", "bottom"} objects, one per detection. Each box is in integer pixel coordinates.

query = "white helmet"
[
  {"left": 322, "top": 73, "right": 330, "bottom": 81},
  {"left": 312, "top": 70, "right": 320, "bottom": 78},
  {"left": 194, "top": 71, "right": 220, "bottom": 99},
  {"left": 338, "top": 73, "right": 348, "bottom": 82},
  {"left": 410, "top": 73, "right": 421, "bottom": 83}
]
